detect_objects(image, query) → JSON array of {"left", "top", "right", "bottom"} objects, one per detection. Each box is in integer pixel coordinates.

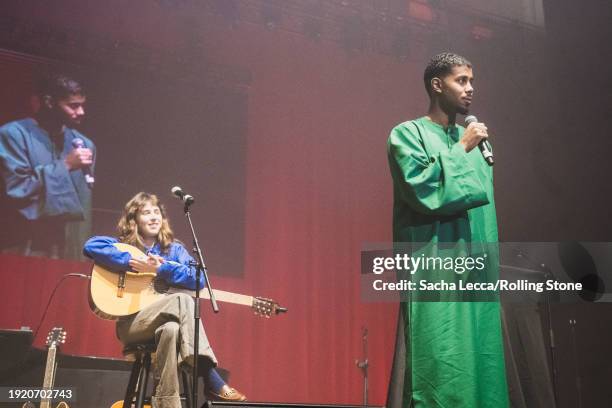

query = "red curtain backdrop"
[
  {"left": 0, "top": 5, "right": 426, "bottom": 405},
  {"left": 0, "top": 254, "right": 397, "bottom": 405}
]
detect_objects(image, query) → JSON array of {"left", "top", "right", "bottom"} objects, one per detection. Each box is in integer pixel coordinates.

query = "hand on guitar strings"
[{"left": 129, "top": 254, "right": 165, "bottom": 273}]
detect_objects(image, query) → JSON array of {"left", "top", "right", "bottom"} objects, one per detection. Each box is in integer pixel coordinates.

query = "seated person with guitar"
[{"left": 83, "top": 192, "right": 246, "bottom": 407}]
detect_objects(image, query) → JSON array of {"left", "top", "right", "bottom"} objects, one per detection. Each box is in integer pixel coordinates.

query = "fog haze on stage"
[{"left": 1, "top": 0, "right": 611, "bottom": 406}]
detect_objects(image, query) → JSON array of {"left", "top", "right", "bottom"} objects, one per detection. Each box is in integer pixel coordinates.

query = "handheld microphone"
[
  {"left": 465, "top": 115, "right": 494, "bottom": 166},
  {"left": 171, "top": 186, "right": 195, "bottom": 205},
  {"left": 71, "top": 138, "right": 95, "bottom": 187}
]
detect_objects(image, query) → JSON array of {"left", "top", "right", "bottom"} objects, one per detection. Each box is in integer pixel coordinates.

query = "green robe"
[{"left": 386, "top": 117, "right": 508, "bottom": 407}]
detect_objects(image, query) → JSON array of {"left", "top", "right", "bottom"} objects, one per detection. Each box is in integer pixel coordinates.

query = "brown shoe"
[{"left": 207, "top": 386, "right": 247, "bottom": 402}]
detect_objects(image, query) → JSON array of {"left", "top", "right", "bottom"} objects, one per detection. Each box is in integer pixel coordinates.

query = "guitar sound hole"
[{"left": 153, "top": 278, "right": 170, "bottom": 294}]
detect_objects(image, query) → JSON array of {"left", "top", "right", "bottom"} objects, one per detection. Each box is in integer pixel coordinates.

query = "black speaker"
[{"left": 0, "top": 346, "right": 133, "bottom": 408}]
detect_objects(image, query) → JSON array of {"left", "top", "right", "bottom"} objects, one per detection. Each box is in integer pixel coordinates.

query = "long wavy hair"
[{"left": 117, "top": 192, "right": 174, "bottom": 252}]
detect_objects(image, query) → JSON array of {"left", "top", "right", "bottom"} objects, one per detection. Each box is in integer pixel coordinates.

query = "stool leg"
[
  {"left": 124, "top": 356, "right": 143, "bottom": 408},
  {"left": 136, "top": 352, "right": 152, "bottom": 408},
  {"left": 181, "top": 370, "right": 192, "bottom": 408}
]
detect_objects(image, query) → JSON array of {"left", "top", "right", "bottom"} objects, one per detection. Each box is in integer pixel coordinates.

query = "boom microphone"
[
  {"left": 171, "top": 186, "right": 195, "bottom": 205},
  {"left": 465, "top": 115, "right": 494, "bottom": 166}
]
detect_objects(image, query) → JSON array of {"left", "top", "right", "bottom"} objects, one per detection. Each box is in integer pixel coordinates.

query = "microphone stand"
[
  {"left": 355, "top": 327, "right": 369, "bottom": 407},
  {"left": 512, "top": 251, "right": 560, "bottom": 408},
  {"left": 182, "top": 200, "right": 219, "bottom": 408}
]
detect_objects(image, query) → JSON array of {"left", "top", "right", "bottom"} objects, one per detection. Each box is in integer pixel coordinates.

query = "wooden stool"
[{"left": 122, "top": 343, "right": 192, "bottom": 408}]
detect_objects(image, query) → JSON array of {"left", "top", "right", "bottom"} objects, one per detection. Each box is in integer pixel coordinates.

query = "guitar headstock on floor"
[
  {"left": 22, "top": 328, "right": 69, "bottom": 408},
  {"left": 46, "top": 327, "right": 67, "bottom": 348}
]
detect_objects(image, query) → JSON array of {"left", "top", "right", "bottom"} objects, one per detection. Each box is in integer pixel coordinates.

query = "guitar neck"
[
  {"left": 170, "top": 287, "right": 254, "bottom": 307},
  {"left": 40, "top": 346, "right": 57, "bottom": 408}
]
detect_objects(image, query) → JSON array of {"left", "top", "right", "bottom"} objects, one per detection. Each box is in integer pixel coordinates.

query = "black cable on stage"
[{"left": 31, "top": 273, "right": 91, "bottom": 343}]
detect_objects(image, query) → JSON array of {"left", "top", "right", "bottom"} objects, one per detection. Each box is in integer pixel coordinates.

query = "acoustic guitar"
[
  {"left": 89, "top": 243, "right": 286, "bottom": 320},
  {"left": 22, "top": 328, "right": 69, "bottom": 408},
  {"left": 110, "top": 400, "right": 149, "bottom": 408}
]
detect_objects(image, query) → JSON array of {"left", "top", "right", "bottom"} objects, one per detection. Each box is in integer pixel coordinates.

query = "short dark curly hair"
[
  {"left": 36, "top": 72, "right": 85, "bottom": 99},
  {"left": 423, "top": 52, "right": 471, "bottom": 95}
]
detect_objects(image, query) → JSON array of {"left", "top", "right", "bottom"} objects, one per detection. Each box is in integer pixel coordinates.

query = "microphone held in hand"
[
  {"left": 71, "top": 138, "right": 95, "bottom": 187},
  {"left": 171, "top": 186, "right": 195, "bottom": 205},
  {"left": 465, "top": 115, "right": 494, "bottom": 166}
]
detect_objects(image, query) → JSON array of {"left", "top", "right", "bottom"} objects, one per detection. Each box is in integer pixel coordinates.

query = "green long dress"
[{"left": 386, "top": 117, "right": 509, "bottom": 408}]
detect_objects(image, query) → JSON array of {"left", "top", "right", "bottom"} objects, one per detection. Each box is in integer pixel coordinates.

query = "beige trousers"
[{"left": 116, "top": 293, "right": 217, "bottom": 408}]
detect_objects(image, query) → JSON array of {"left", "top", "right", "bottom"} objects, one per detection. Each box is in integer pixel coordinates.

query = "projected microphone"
[
  {"left": 71, "top": 138, "right": 95, "bottom": 187},
  {"left": 171, "top": 186, "right": 195, "bottom": 205},
  {"left": 465, "top": 115, "right": 494, "bottom": 166}
]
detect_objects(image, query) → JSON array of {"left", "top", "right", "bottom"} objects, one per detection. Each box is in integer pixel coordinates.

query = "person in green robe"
[{"left": 386, "top": 53, "right": 509, "bottom": 407}]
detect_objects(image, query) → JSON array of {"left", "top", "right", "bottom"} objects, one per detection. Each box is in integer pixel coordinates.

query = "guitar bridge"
[{"left": 117, "top": 273, "right": 126, "bottom": 298}]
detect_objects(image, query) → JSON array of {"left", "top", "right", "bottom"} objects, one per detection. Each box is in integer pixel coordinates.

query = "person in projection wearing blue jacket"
[
  {"left": 0, "top": 72, "right": 95, "bottom": 259},
  {"left": 84, "top": 192, "right": 245, "bottom": 407}
]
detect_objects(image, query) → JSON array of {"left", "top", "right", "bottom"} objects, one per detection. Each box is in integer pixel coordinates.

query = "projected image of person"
[
  {"left": 386, "top": 53, "right": 508, "bottom": 407},
  {"left": 84, "top": 192, "right": 246, "bottom": 407},
  {"left": 0, "top": 72, "right": 95, "bottom": 259}
]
